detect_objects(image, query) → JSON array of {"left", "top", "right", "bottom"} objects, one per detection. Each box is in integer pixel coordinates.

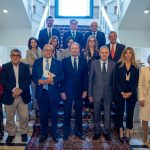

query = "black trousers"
[
  {"left": 63, "top": 97, "right": 83, "bottom": 136},
  {"left": 115, "top": 96, "right": 136, "bottom": 129}
]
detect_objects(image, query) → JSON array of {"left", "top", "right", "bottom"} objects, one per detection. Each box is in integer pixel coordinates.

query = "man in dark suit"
[
  {"left": 0, "top": 49, "right": 31, "bottom": 145},
  {"left": 38, "top": 16, "right": 61, "bottom": 49},
  {"left": 61, "top": 42, "right": 88, "bottom": 141},
  {"left": 106, "top": 31, "right": 126, "bottom": 63},
  {"left": 63, "top": 19, "right": 84, "bottom": 49},
  {"left": 32, "top": 44, "right": 64, "bottom": 143},
  {"left": 84, "top": 21, "right": 106, "bottom": 49},
  {"left": 88, "top": 46, "right": 116, "bottom": 141}
]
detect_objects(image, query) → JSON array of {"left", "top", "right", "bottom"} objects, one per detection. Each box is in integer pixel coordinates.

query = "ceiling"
[
  {"left": 119, "top": 0, "right": 150, "bottom": 29},
  {"left": 0, "top": 0, "right": 31, "bottom": 29}
]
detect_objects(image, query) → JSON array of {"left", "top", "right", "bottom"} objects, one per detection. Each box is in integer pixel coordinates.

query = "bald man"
[{"left": 84, "top": 21, "right": 106, "bottom": 49}]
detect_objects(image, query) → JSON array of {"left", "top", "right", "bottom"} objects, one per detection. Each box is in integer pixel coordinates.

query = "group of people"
[{"left": 0, "top": 16, "right": 150, "bottom": 147}]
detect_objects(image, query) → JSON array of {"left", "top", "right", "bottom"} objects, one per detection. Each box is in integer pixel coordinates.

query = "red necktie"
[{"left": 111, "top": 45, "right": 115, "bottom": 59}]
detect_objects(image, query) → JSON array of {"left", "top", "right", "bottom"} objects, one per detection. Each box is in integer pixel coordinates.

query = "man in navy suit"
[
  {"left": 63, "top": 19, "right": 84, "bottom": 49},
  {"left": 106, "top": 31, "right": 126, "bottom": 63},
  {"left": 32, "top": 44, "right": 64, "bottom": 143},
  {"left": 0, "top": 49, "right": 31, "bottom": 145},
  {"left": 61, "top": 42, "right": 88, "bottom": 141},
  {"left": 38, "top": 16, "right": 61, "bottom": 49},
  {"left": 84, "top": 21, "right": 106, "bottom": 49}
]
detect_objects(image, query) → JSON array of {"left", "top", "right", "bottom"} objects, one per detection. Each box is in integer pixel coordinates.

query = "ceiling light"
[
  {"left": 3, "top": 9, "right": 8, "bottom": 13},
  {"left": 144, "top": 9, "right": 149, "bottom": 14}
]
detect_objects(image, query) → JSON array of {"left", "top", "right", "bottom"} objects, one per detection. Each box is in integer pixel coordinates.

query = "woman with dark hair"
[
  {"left": 0, "top": 66, "right": 4, "bottom": 140},
  {"left": 115, "top": 47, "right": 139, "bottom": 143},
  {"left": 60, "top": 36, "right": 74, "bottom": 60},
  {"left": 138, "top": 55, "right": 150, "bottom": 144},
  {"left": 26, "top": 37, "right": 42, "bottom": 118},
  {"left": 81, "top": 35, "right": 99, "bottom": 68},
  {"left": 48, "top": 36, "right": 61, "bottom": 60}
]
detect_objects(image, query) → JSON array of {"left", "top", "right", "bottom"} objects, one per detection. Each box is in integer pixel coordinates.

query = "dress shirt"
[
  {"left": 71, "top": 56, "right": 79, "bottom": 69},
  {"left": 100, "top": 59, "right": 108, "bottom": 72},
  {"left": 110, "top": 43, "right": 116, "bottom": 53},
  {"left": 43, "top": 57, "right": 52, "bottom": 73}
]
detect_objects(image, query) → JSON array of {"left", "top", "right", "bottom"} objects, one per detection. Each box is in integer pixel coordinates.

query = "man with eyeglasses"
[
  {"left": 0, "top": 49, "right": 31, "bottom": 145},
  {"left": 32, "top": 44, "right": 64, "bottom": 143}
]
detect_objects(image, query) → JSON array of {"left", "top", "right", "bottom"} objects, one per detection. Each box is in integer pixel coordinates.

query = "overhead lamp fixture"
[
  {"left": 144, "top": 9, "right": 149, "bottom": 14},
  {"left": 2, "top": 9, "right": 8, "bottom": 13}
]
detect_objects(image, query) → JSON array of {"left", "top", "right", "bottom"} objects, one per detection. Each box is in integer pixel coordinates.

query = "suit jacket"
[
  {"left": 115, "top": 63, "right": 139, "bottom": 100},
  {"left": 0, "top": 67, "right": 3, "bottom": 99},
  {"left": 138, "top": 66, "right": 150, "bottom": 101},
  {"left": 38, "top": 28, "right": 61, "bottom": 49},
  {"left": 84, "top": 31, "right": 106, "bottom": 49},
  {"left": 0, "top": 62, "right": 31, "bottom": 105},
  {"left": 62, "top": 56, "right": 88, "bottom": 99},
  {"left": 32, "top": 57, "right": 64, "bottom": 101},
  {"left": 88, "top": 59, "right": 116, "bottom": 102},
  {"left": 106, "top": 43, "right": 125, "bottom": 63},
  {"left": 63, "top": 31, "right": 83, "bottom": 49}
]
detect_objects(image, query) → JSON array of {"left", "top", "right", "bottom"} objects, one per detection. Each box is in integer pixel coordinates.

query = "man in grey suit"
[{"left": 88, "top": 46, "right": 115, "bottom": 141}]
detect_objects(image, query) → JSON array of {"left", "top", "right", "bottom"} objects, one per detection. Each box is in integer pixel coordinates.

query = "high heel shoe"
[
  {"left": 118, "top": 136, "right": 124, "bottom": 142},
  {"left": 125, "top": 136, "right": 130, "bottom": 143}
]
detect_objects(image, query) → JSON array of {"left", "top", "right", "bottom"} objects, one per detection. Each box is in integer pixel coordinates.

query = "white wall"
[
  {"left": 0, "top": 28, "right": 32, "bottom": 46},
  {"left": 119, "top": 29, "right": 150, "bottom": 47}
]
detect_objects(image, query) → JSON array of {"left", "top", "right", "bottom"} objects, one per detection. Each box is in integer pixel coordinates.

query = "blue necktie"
[{"left": 43, "top": 59, "right": 49, "bottom": 90}]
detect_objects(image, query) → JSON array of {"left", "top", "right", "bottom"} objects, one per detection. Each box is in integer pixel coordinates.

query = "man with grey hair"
[
  {"left": 0, "top": 49, "right": 31, "bottom": 145},
  {"left": 88, "top": 46, "right": 115, "bottom": 141},
  {"left": 32, "top": 44, "right": 64, "bottom": 143}
]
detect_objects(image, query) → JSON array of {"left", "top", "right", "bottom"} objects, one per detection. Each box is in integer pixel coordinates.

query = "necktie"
[
  {"left": 49, "top": 29, "right": 51, "bottom": 39},
  {"left": 43, "top": 59, "right": 49, "bottom": 90},
  {"left": 74, "top": 57, "right": 78, "bottom": 73},
  {"left": 111, "top": 45, "right": 115, "bottom": 59},
  {"left": 102, "top": 62, "right": 106, "bottom": 81},
  {"left": 93, "top": 32, "right": 96, "bottom": 38},
  {"left": 72, "top": 31, "right": 75, "bottom": 38}
]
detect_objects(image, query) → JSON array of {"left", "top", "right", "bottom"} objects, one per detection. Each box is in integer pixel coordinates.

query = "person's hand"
[
  {"left": 60, "top": 93, "right": 67, "bottom": 100},
  {"left": 140, "top": 100, "right": 145, "bottom": 107},
  {"left": 125, "top": 92, "right": 132, "bottom": 98},
  {"left": 82, "top": 91, "right": 87, "bottom": 99},
  {"left": 121, "top": 92, "right": 126, "bottom": 98},
  {"left": 45, "top": 77, "right": 53, "bottom": 84},
  {"left": 12, "top": 88, "right": 22, "bottom": 98},
  {"left": 89, "top": 96, "right": 94, "bottom": 103}
]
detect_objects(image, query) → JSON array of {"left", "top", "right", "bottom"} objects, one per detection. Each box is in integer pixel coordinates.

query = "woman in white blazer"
[{"left": 138, "top": 55, "right": 150, "bottom": 144}]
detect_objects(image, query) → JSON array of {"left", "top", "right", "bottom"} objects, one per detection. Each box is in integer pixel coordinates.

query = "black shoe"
[
  {"left": 6, "top": 135, "right": 15, "bottom": 145},
  {"left": 52, "top": 136, "right": 59, "bottom": 143},
  {"left": 118, "top": 136, "right": 124, "bottom": 143},
  {"left": 75, "top": 133, "right": 85, "bottom": 140},
  {"left": 39, "top": 135, "right": 48, "bottom": 143},
  {"left": 21, "top": 134, "right": 28, "bottom": 142},
  {"left": 104, "top": 134, "right": 111, "bottom": 141},
  {"left": 124, "top": 136, "right": 130, "bottom": 143},
  {"left": 63, "top": 135, "right": 68, "bottom": 141},
  {"left": 93, "top": 134, "right": 100, "bottom": 140}
]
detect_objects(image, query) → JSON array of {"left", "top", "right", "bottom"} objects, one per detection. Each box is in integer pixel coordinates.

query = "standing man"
[
  {"left": 88, "top": 46, "right": 115, "bottom": 141},
  {"left": 84, "top": 21, "right": 106, "bottom": 49},
  {"left": 32, "top": 44, "right": 64, "bottom": 143},
  {"left": 38, "top": 16, "right": 61, "bottom": 49},
  {"left": 63, "top": 19, "right": 84, "bottom": 49},
  {"left": 61, "top": 42, "right": 88, "bottom": 140},
  {"left": 106, "top": 31, "right": 125, "bottom": 63},
  {"left": 0, "top": 49, "right": 31, "bottom": 145}
]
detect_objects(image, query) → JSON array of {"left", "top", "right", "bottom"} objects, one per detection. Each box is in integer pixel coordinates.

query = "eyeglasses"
[
  {"left": 43, "top": 49, "right": 53, "bottom": 52},
  {"left": 11, "top": 54, "right": 21, "bottom": 57}
]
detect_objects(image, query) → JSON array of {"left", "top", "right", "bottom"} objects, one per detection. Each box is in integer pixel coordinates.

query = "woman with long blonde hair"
[{"left": 115, "top": 47, "right": 139, "bottom": 143}]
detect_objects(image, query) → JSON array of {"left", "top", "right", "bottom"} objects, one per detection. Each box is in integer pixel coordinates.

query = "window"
[{"left": 55, "top": 0, "right": 93, "bottom": 18}]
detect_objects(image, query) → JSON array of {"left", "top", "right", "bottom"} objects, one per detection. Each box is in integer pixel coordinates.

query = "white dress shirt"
[
  {"left": 71, "top": 56, "right": 79, "bottom": 69},
  {"left": 100, "top": 59, "right": 108, "bottom": 71}
]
